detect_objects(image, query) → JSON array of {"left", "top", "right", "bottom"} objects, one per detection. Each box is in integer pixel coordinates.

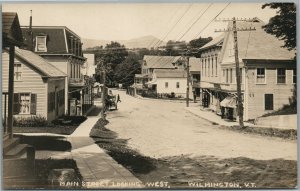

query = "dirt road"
[{"left": 106, "top": 90, "right": 297, "bottom": 160}]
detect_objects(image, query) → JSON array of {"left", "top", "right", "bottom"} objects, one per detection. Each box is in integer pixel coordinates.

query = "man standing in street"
[{"left": 117, "top": 94, "right": 121, "bottom": 103}]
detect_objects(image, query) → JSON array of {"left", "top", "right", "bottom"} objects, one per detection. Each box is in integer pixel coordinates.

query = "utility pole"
[
  {"left": 215, "top": 17, "right": 256, "bottom": 128},
  {"left": 186, "top": 55, "right": 190, "bottom": 107},
  {"left": 101, "top": 68, "right": 106, "bottom": 120}
]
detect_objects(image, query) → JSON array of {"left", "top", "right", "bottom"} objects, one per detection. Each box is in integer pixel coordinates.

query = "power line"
[
  {"left": 193, "top": 3, "right": 231, "bottom": 39},
  {"left": 176, "top": 3, "right": 213, "bottom": 42}
]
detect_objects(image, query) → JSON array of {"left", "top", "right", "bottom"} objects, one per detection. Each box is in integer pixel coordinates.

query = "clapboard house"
[
  {"left": 21, "top": 26, "right": 93, "bottom": 116},
  {"left": 199, "top": 18, "right": 296, "bottom": 120},
  {"left": 2, "top": 48, "right": 66, "bottom": 122}
]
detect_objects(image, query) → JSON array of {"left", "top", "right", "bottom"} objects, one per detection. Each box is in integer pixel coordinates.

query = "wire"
[
  {"left": 193, "top": 3, "right": 231, "bottom": 39},
  {"left": 176, "top": 3, "right": 213, "bottom": 42}
]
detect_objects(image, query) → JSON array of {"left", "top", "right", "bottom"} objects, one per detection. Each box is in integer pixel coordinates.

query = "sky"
[{"left": 2, "top": 3, "right": 277, "bottom": 42}]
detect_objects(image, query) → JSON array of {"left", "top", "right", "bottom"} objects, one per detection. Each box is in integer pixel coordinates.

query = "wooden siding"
[
  {"left": 156, "top": 78, "right": 188, "bottom": 97},
  {"left": 2, "top": 52, "right": 47, "bottom": 119},
  {"left": 246, "top": 67, "right": 295, "bottom": 120}
]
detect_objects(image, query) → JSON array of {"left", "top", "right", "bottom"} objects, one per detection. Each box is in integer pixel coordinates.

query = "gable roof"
[
  {"left": 14, "top": 48, "right": 66, "bottom": 77},
  {"left": 143, "top": 55, "right": 181, "bottom": 69},
  {"left": 154, "top": 69, "right": 187, "bottom": 78},
  {"left": 189, "top": 57, "right": 201, "bottom": 72},
  {"left": 221, "top": 18, "right": 295, "bottom": 62},
  {"left": 200, "top": 34, "right": 224, "bottom": 50},
  {"left": 2, "top": 12, "right": 23, "bottom": 46}
]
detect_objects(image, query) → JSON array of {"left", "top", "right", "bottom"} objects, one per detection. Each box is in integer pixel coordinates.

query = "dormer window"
[{"left": 35, "top": 36, "right": 47, "bottom": 52}]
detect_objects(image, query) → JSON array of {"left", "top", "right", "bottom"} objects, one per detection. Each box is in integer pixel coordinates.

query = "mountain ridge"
[{"left": 82, "top": 35, "right": 166, "bottom": 49}]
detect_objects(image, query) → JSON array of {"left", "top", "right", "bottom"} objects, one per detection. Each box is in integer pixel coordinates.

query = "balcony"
[{"left": 69, "top": 78, "right": 85, "bottom": 87}]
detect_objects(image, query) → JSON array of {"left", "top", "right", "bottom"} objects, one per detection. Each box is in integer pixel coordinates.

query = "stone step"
[
  {"left": 3, "top": 138, "right": 19, "bottom": 154},
  {"left": 4, "top": 144, "right": 28, "bottom": 159}
]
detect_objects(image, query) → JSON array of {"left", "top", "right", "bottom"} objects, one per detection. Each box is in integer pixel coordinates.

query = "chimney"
[{"left": 29, "top": 10, "right": 34, "bottom": 51}]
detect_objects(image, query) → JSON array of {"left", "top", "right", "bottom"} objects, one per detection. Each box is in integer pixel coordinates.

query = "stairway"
[{"left": 3, "top": 134, "right": 36, "bottom": 189}]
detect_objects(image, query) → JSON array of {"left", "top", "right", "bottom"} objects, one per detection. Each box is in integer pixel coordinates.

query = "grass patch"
[
  {"left": 262, "top": 104, "right": 297, "bottom": 117},
  {"left": 220, "top": 125, "right": 297, "bottom": 140},
  {"left": 14, "top": 126, "right": 78, "bottom": 135},
  {"left": 90, "top": 118, "right": 156, "bottom": 174},
  {"left": 3, "top": 159, "right": 82, "bottom": 189}
]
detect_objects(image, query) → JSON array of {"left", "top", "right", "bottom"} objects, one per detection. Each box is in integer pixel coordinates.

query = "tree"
[
  {"left": 189, "top": 36, "right": 213, "bottom": 57},
  {"left": 95, "top": 41, "right": 128, "bottom": 86},
  {"left": 262, "top": 3, "right": 296, "bottom": 50},
  {"left": 113, "top": 52, "right": 141, "bottom": 87},
  {"left": 165, "top": 40, "right": 187, "bottom": 56}
]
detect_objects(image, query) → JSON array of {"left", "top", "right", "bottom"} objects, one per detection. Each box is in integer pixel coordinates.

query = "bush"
[
  {"left": 52, "top": 116, "right": 87, "bottom": 126},
  {"left": 13, "top": 115, "right": 49, "bottom": 127}
]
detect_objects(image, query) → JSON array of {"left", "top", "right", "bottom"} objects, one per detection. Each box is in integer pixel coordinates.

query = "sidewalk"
[
  {"left": 185, "top": 105, "right": 296, "bottom": 130},
  {"left": 65, "top": 116, "right": 143, "bottom": 188},
  {"left": 16, "top": 104, "right": 143, "bottom": 188}
]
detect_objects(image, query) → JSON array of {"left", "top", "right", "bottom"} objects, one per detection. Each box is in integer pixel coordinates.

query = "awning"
[{"left": 220, "top": 96, "right": 236, "bottom": 108}]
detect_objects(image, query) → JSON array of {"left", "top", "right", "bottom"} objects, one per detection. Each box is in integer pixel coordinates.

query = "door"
[{"left": 55, "top": 87, "right": 59, "bottom": 117}]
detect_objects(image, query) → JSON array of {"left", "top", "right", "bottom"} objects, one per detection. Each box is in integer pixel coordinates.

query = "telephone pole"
[
  {"left": 101, "top": 68, "right": 106, "bottom": 120},
  {"left": 215, "top": 17, "right": 256, "bottom": 128},
  {"left": 186, "top": 55, "right": 190, "bottom": 107}
]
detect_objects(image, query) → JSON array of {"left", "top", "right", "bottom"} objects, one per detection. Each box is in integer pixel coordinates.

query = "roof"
[
  {"left": 21, "top": 26, "right": 84, "bottom": 58},
  {"left": 154, "top": 69, "right": 187, "bottom": 78},
  {"left": 135, "top": 73, "right": 149, "bottom": 78},
  {"left": 222, "top": 18, "right": 295, "bottom": 62},
  {"left": 14, "top": 48, "right": 66, "bottom": 77},
  {"left": 143, "top": 55, "right": 181, "bottom": 69},
  {"left": 189, "top": 57, "right": 201, "bottom": 72},
  {"left": 2, "top": 12, "right": 23, "bottom": 46},
  {"left": 200, "top": 34, "right": 224, "bottom": 50}
]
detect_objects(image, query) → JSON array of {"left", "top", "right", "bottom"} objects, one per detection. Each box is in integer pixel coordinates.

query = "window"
[
  {"left": 229, "top": 69, "right": 233, "bottom": 83},
  {"left": 208, "top": 57, "right": 210, "bottom": 77},
  {"left": 277, "top": 68, "right": 286, "bottom": 84},
  {"left": 293, "top": 68, "right": 296, "bottom": 84},
  {"left": 204, "top": 59, "right": 207, "bottom": 77},
  {"left": 211, "top": 57, "right": 214, "bottom": 76},
  {"left": 201, "top": 59, "right": 203, "bottom": 76},
  {"left": 215, "top": 56, "right": 218, "bottom": 76},
  {"left": 226, "top": 69, "right": 229, "bottom": 83},
  {"left": 256, "top": 68, "right": 265, "bottom": 83},
  {"left": 58, "top": 89, "right": 65, "bottom": 106},
  {"left": 14, "top": 63, "right": 22, "bottom": 81},
  {"left": 265, "top": 94, "right": 274, "bottom": 110},
  {"left": 13, "top": 93, "right": 36, "bottom": 115},
  {"left": 165, "top": 82, "right": 168, "bottom": 88},
  {"left": 36, "top": 36, "right": 47, "bottom": 52},
  {"left": 176, "top": 82, "right": 180, "bottom": 88}
]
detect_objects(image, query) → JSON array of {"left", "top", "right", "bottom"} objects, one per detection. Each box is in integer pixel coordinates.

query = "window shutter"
[
  {"left": 30, "top": 94, "right": 37, "bottom": 115},
  {"left": 13, "top": 93, "right": 20, "bottom": 114}
]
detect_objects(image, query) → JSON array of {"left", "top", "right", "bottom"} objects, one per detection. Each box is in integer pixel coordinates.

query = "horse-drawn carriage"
[{"left": 105, "top": 94, "right": 118, "bottom": 111}]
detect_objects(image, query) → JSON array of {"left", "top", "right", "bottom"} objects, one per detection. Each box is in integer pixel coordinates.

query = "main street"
[{"left": 106, "top": 89, "right": 296, "bottom": 161}]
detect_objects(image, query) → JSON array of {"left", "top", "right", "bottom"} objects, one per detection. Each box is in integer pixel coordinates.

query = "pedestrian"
[{"left": 117, "top": 94, "right": 121, "bottom": 103}]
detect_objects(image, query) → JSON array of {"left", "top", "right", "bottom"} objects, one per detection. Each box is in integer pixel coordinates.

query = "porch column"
[{"left": 7, "top": 46, "right": 15, "bottom": 138}]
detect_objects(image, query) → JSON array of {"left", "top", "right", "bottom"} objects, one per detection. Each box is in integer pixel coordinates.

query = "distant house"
[
  {"left": 83, "top": 53, "right": 96, "bottom": 77},
  {"left": 2, "top": 48, "right": 66, "bottom": 122},
  {"left": 133, "top": 55, "right": 185, "bottom": 94},
  {"left": 21, "top": 26, "right": 93, "bottom": 116},
  {"left": 150, "top": 69, "right": 187, "bottom": 98},
  {"left": 189, "top": 57, "right": 201, "bottom": 98},
  {"left": 199, "top": 18, "right": 296, "bottom": 120}
]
